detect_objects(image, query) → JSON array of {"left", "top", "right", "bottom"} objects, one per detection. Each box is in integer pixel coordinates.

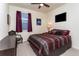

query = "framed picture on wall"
[
  {"left": 36, "top": 18, "right": 41, "bottom": 25},
  {"left": 7, "top": 14, "right": 9, "bottom": 25}
]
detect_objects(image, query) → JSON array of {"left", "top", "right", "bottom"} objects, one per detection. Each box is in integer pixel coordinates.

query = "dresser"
[{"left": 0, "top": 35, "right": 17, "bottom": 56}]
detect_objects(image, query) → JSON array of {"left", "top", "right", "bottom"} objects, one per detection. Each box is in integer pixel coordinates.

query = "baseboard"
[{"left": 72, "top": 46, "right": 79, "bottom": 50}]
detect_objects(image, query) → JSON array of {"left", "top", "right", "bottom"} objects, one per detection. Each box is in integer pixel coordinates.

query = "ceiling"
[{"left": 9, "top": 3, "right": 64, "bottom": 13}]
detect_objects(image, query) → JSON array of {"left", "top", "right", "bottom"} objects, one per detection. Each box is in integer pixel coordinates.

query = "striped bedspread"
[{"left": 28, "top": 33, "right": 71, "bottom": 55}]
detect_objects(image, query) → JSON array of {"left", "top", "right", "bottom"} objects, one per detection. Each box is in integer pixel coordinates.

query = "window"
[{"left": 21, "top": 13, "right": 28, "bottom": 30}]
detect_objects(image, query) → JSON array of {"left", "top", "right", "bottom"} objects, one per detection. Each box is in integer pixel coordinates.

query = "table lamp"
[{"left": 47, "top": 22, "right": 53, "bottom": 31}]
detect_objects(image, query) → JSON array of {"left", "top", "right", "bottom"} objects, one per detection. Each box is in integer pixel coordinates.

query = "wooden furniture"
[{"left": 0, "top": 35, "right": 17, "bottom": 56}]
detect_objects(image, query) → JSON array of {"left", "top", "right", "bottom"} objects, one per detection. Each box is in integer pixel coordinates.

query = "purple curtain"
[
  {"left": 16, "top": 11, "right": 22, "bottom": 32},
  {"left": 28, "top": 13, "right": 32, "bottom": 32}
]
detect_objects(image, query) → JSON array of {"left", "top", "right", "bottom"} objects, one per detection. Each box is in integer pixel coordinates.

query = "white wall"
[
  {"left": 0, "top": 3, "right": 8, "bottom": 40},
  {"left": 47, "top": 3, "right": 79, "bottom": 49},
  {"left": 9, "top": 5, "right": 48, "bottom": 42}
]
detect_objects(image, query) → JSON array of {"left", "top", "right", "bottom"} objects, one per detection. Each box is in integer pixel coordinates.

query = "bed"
[{"left": 28, "top": 29, "right": 72, "bottom": 56}]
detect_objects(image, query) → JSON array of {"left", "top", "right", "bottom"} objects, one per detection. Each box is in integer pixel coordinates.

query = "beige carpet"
[
  {"left": 17, "top": 41, "right": 79, "bottom": 56},
  {"left": 17, "top": 41, "right": 36, "bottom": 56},
  {"left": 61, "top": 48, "right": 79, "bottom": 56}
]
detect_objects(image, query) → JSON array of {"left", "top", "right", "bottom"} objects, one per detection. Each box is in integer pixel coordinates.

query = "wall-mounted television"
[{"left": 55, "top": 12, "right": 66, "bottom": 22}]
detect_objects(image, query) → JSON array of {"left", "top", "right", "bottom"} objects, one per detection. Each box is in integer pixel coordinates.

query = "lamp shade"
[{"left": 47, "top": 22, "right": 53, "bottom": 31}]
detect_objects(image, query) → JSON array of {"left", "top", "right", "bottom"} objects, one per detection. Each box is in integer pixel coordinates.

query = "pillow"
[
  {"left": 48, "top": 30, "right": 56, "bottom": 34},
  {"left": 62, "top": 30, "right": 70, "bottom": 35},
  {"left": 55, "top": 31, "right": 62, "bottom": 35},
  {"left": 50, "top": 29, "right": 70, "bottom": 35}
]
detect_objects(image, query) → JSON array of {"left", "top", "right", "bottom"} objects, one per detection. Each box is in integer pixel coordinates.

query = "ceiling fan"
[{"left": 31, "top": 3, "right": 50, "bottom": 9}]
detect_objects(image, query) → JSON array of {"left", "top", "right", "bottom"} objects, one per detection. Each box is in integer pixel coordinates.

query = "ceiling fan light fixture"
[{"left": 40, "top": 3, "right": 44, "bottom": 6}]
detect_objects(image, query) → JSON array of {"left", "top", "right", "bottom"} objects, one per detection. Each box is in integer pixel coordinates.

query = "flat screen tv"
[{"left": 55, "top": 12, "right": 66, "bottom": 22}]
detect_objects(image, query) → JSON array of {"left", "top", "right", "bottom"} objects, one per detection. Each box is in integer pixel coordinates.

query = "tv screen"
[{"left": 55, "top": 12, "right": 66, "bottom": 22}]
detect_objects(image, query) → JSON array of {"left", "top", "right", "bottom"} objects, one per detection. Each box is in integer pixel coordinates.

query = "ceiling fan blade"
[
  {"left": 43, "top": 3, "right": 50, "bottom": 7},
  {"left": 38, "top": 5, "right": 41, "bottom": 9}
]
